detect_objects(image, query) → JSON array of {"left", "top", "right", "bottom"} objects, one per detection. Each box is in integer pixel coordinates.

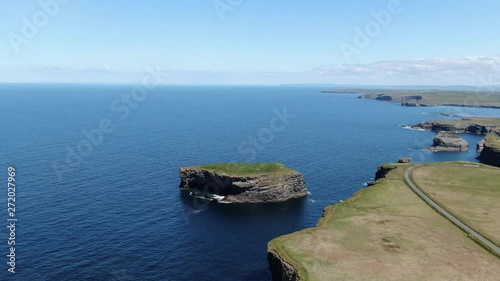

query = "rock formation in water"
[
  {"left": 397, "top": 157, "right": 412, "bottom": 164},
  {"left": 428, "top": 132, "right": 469, "bottom": 152},
  {"left": 477, "top": 139, "right": 486, "bottom": 152},
  {"left": 179, "top": 163, "right": 308, "bottom": 203}
]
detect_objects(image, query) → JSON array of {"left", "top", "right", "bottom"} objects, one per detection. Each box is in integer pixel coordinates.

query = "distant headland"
[{"left": 322, "top": 89, "right": 500, "bottom": 108}]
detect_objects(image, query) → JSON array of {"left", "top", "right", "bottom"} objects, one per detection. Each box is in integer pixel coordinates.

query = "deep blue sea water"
[{"left": 1, "top": 84, "right": 499, "bottom": 281}]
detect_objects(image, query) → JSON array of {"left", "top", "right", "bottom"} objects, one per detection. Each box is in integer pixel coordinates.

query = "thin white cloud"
[
  {"left": 3, "top": 56, "right": 500, "bottom": 85},
  {"left": 312, "top": 56, "right": 500, "bottom": 85}
]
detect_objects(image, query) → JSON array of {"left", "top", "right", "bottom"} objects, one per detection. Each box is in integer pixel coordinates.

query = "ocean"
[{"left": 1, "top": 84, "right": 499, "bottom": 280}]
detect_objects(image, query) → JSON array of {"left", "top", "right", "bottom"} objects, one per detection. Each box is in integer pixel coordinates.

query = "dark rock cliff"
[
  {"left": 375, "top": 164, "right": 397, "bottom": 180},
  {"left": 267, "top": 247, "right": 300, "bottom": 281},
  {"left": 179, "top": 167, "right": 308, "bottom": 203},
  {"left": 478, "top": 128, "right": 500, "bottom": 167}
]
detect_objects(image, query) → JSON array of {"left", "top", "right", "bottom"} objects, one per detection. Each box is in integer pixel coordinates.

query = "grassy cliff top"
[
  {"left": 485, "top": 128, "right": 500, "bottom": 149},
  {"left": 412, "top": 165, "right": 500, "bottom": 245},
  {"left": 269, "top": 162, "right": 500, "bottom": 281},
  {"left": 431, "top": 117, "right": 500, "bottom": 125},
  {"left": 187, "top": 162, "right": 295, "bottom": 175},
  {"left": 437, "top": 131, "right": 461, "bottom": 138}
]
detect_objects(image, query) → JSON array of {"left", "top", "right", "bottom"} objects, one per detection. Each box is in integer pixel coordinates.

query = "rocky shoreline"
[
  {"left": 409, "top": 118, "right": 499, "bottom": 134},
  {"left": 404, "top": 118, "right": 500, "bottom": 165}
]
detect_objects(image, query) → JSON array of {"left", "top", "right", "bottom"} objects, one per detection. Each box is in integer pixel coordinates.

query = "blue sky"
[{"left": 1, "top": 0, "right": 499, "bottom": 84}]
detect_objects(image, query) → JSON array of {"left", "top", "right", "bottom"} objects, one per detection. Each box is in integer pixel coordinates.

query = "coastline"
[
  {"left": 322, "top": 89, "right": 500, "bottom": 109},
  {"left": 267, "top": 162, "right": 500, "bottom": 280}
]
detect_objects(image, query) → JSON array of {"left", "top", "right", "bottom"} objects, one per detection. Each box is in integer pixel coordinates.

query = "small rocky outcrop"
[
  {"left": 477, "top": 139, "right": 486, "bottom": 152},
  {"left": 375, "top": 164, "right": 397, "bottom": 180},
  {"left": 428, "top": 132, "right": 469, "bottom": 152},
  {"left": 179, "top": 164, "right": 308, "bottom": 203},
  {"left": 477, "top": 128, "right": 500, "bottom": 167},
  {"left": 397, "top": 157, "right": 412, "bottom": 163}
]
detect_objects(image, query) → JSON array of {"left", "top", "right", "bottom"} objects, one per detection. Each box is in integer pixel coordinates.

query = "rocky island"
[
  {"left": 179, "top": 163, "right": 308, "bottom": 203},
  {"left": 427, "top": 131, "right": 469, "bottom": 152}
]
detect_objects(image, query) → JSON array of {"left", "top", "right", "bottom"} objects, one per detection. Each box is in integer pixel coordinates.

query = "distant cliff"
[
  {"left": 179, "top": 163, "right": 308, "bottom": 203},
  {"left": 409, "top": 118, "right": 500, "bottom": 135}
]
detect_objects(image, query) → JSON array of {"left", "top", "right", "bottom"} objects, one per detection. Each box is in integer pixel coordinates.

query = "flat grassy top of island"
[
  {"left": 269, "top": 162, "right": 500, "bottom": 281},
  {"left": 486, "top": 128, "right": 500, "bottom": 149},
  {"left": 192, "top": 162, "right": 294, "bottom": 175},
  {"left": 437, "top": 131, "right": 461, "bottom": 138},
  {"left": 412, "top": 165, "right": 500, "bottom": 245}
]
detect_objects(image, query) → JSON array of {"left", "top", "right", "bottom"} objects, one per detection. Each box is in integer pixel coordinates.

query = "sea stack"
[
  {"left": 428, "top": 131, "right": 469, "bottom": 152},
  {"left": 179, "top": 163, "right": 308, "bottom": 203}
]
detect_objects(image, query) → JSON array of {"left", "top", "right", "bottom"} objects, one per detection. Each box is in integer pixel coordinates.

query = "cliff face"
[
  {"left": 375, "top": 164, "right": 397, "bottom": 180},
  {"left": 179, "top": 167, "right": 308, "bottom": 203},
  {"left": 478, "top": 129, "right": 500, "bottom": 167},
  {"left": 267, "top": 247, "right": 300, "bottom": 281}
]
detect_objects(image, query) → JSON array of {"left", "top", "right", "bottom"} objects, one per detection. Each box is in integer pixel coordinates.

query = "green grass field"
[
  {"left": 269, "top": 163, "right": 500, "bottom": 281},
  {"left": 193, "top": 162, "right": 294, "bottom": 175},
  {"left": 412, "top": 164, "right": 500, "bottom": 246}
]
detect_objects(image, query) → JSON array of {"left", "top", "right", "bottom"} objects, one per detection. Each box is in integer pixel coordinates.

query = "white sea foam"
[
  {"left": 400, "top": 124, "right": 428, "bottom": 132},
  {"left": 189, "top": 190, "right": 226, "bottom": 202}
]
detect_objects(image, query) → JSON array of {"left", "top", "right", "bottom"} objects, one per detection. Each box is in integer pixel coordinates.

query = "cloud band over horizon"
[{"left": 2, "top": 56, "right": 500, "bottom": 85}]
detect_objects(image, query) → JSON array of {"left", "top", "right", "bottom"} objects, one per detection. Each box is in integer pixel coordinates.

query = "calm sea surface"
[{"left": 1, "top": 85, "right": 499, "bottom": 280}]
